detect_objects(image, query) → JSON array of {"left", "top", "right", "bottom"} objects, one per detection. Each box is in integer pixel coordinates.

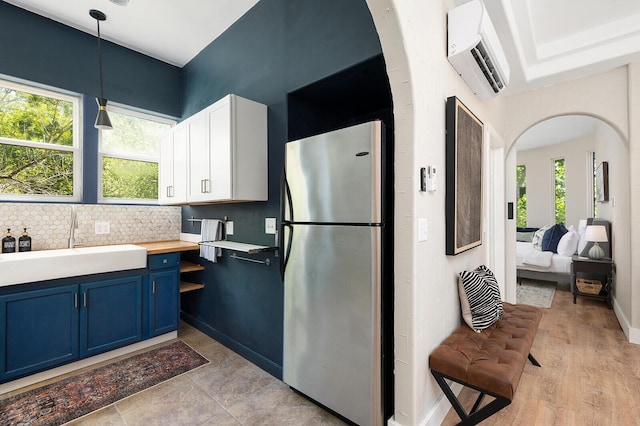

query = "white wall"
[
  {"left": 367, "top": 1, "right": 508, "bottom": 425},
  {"left": 368, "top": 2, "right": 638, "bottom": 425},
  {"left": 517, "top": 134, "right": 595, "bottom": 229},
  {"left": 592, "top": 120, "right": 633, "bottom": 320}
]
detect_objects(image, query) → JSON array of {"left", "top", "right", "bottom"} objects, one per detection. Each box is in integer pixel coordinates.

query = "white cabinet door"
[
  {"left": 158, "top": 124, "right": 187, "bottom": 204},
  {"left": 187, "top": 111, "right": 210, "bottom": 203},
  {"left": 207, "top": 96, "right": 232, "bottom": 200}
]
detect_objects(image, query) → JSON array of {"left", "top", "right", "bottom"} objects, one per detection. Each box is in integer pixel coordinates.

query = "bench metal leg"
[
  {"left": 431, "top": 370, "right": 511, "bottom": 426},
  {"left": 528, "top": 353, "right": 541, "bottom": 367}
]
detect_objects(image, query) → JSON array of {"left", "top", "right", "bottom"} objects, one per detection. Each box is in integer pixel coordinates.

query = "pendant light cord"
[{"left": 97, "top": 19, "right": 104, "bottom": 101}]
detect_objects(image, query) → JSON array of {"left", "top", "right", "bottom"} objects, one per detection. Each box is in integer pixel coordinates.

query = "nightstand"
[{"left": 570, "top": 255, "right": 613, "bottom": 308}]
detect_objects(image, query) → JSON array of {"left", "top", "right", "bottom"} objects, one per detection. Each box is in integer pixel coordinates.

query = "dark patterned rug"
[{"left": 0, "top": 341, "right": 209, "bottom": 426}]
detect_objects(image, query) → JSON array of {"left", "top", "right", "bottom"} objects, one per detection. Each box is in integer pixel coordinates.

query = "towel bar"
[
  {"left": 230, "top": 253, "right": 271, "bottom": 266},
  {"left": 188, "top": 216, "right": 228, "bottom": 225}
]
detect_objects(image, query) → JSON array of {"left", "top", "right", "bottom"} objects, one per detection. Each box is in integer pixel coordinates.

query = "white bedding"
[{"left": 516, "top": 241, "right": 573, "bottom": 274}]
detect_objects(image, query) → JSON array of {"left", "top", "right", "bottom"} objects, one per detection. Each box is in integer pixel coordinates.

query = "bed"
[{"left": 516, "top": 218, "right": 611, "bottom": 284}]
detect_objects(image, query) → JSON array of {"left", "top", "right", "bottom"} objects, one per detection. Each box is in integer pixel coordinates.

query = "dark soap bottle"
[
  {"left": 2, "top": 228, "right": 16, "bottom": 253},
  {"left": 18, "top": 228, "right": 32, "bottom": 252}
]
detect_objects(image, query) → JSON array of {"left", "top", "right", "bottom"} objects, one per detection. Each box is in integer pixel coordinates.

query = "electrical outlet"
[
  {"left": 265, "top": 218, "right": 276, "bottom": 234},
  {"left": 226, "top": 221, "right": 234, "bottom": 235},
  {"left": 95, "top": 221, "right": 110, "bottom": 235}
]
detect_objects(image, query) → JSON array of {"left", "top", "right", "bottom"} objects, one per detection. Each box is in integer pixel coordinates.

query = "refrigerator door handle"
[
  {"left": 280, "top": 224, "right": 293, "bottom": 280},
  {"left": 280, "top": 168, "right": 295, "bottom": 280}
]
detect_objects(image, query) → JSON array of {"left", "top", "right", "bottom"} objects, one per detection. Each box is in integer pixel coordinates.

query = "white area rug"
[{"left": 517, "top": 280, "right": 556, "bottom": 308}]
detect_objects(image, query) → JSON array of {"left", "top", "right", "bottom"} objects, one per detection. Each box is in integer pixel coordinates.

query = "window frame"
[
  {"left": 97, "top": 103, "right": 175, "bottom": 205},
  {"left": 0, "top": 77, "right": 82, "bottom": 202}
]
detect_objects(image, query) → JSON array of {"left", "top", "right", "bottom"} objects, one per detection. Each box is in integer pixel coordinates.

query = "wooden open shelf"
[
  {"left": 180, "top": 281, "right": 205, "bottom": 293},
  {"left": 180, "top": 260, "right": 205, "bottom": 273}
]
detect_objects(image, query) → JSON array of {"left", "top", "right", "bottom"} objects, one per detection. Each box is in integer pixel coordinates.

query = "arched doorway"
[{"left": 504, "top": 114, "right": 631, "bottom": 318}]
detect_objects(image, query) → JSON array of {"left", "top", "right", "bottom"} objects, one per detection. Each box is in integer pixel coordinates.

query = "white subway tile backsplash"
[{"left": 0, "top": 203, "right": 181, "bottom": 251}]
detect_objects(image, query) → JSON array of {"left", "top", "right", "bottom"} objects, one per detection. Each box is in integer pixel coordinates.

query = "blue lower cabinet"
[
  {"left": 147, "top": 270, "right": 179, "bottom": 337},
  {"left": 80, "top": 276, "right": 143, "bottom": 357},
  {"left": 144, "top": 253, "right": 180, "bottom": 339},
  {"left": 0, "top": 285, "right": 79, "bottom": 381},
  {"left": 0, "top": 271, "right": 145, "bottom": 384}
]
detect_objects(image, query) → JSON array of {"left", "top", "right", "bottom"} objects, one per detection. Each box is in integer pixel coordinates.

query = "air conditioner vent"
[
  {"left": 447, "top": 0, "right": 510, "bottom": 99},
  {"left": 471, "top": 41, "right": 504, "bottom": 94}
]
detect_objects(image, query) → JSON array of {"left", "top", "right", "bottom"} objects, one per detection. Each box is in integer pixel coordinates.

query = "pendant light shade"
[
  {"left": 95, "top": 97, "right": 112, "bottom": 129},
  {"left": 90, "top": 9, "right": 112, "bottom": 130}
]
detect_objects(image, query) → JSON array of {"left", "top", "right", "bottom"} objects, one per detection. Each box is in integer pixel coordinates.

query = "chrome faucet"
[{"left": 68, "top": 205, "right": 78, "bottom": 248}]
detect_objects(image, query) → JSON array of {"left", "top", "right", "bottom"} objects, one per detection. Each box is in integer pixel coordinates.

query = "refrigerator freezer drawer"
[{"left": 283, "top": 224, "right": 382, "bottom": 426}]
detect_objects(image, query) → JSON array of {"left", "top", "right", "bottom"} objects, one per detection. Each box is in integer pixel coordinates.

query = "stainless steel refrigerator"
[{"left": 281, "top": 120, "right": 384, "bottom": 426}]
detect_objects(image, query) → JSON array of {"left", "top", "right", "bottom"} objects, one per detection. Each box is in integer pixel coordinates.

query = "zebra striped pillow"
[{"left": 458, "top": 265, "right": 503, "bottom": 332}]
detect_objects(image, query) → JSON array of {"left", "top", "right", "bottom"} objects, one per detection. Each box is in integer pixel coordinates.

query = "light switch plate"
[
  {"left": 418, "top": 218, "right": 428, "bottom": 242},
  {"left": 265, "top": 218, "right": 276, "bottom": 234},
  {"left": 226, "top": 221, "right": 234, "bottom": 235}
]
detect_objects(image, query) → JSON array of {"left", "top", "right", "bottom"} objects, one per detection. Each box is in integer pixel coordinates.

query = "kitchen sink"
[{"left": 0, "top": 244, "right": 147, "bottom": 287}]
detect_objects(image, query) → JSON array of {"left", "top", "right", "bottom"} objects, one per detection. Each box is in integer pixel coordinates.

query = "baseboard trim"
[
  {"left": 613, "top": 297, "right": 640, "bottom": 344},
  {"left": 387, "top": 381, "right": 463, "bottom": 426},
  {"left": 180, "top": 311, "right": 282, "bottom": 378}
]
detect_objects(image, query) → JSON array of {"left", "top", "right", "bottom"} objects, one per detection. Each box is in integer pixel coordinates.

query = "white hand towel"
[{"left": 200, "top": 219, "right": 222, "bottom": 262}]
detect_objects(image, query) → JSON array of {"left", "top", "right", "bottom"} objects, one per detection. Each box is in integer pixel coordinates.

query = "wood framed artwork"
[
  {"left": 446, "top": 96, "right": 484, "bottom": 255},
  {"left": 596, "top": 161, "right": 609, "bottom": 202}
]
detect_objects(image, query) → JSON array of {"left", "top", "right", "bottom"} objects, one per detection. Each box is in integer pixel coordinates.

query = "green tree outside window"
[
  {"left": 516, "top": 164, "right": 526, "bottom": 228},
  {"left": 555, "top": 158, "right": 566, "bottom": 224},
  {"left": 0, "top": 86, "right": 77, "bottom": 197}
]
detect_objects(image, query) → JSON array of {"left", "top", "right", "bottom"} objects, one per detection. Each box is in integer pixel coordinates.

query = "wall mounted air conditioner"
[{"left": 447, "top": 0, "right": 510, "bottom": 100}]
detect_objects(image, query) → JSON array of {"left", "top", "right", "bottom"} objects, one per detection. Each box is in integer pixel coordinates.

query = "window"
[
  {"left": 590, "top": 151, "right": 597, "bottom": 217},
  {"left": 554, "top": 158, "right": 566, "bottom": 224},
  {"left": 516, "top": 164, "right": 527, "bottom": 227},
  {"left": 0, "top": 79, "right": 81, "bottom": 201},
  {"left": 99, "top": 106, "right": 173, "bottom": 203}
]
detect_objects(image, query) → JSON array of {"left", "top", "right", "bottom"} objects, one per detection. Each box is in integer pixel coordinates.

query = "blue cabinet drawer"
[{"left": 148, "top": 253, "right": 179, "bottom": 270}]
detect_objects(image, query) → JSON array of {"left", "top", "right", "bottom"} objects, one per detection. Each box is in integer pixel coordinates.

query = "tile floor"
[{"left": 65, "top": 322, "right": 347, "bottom": 425}]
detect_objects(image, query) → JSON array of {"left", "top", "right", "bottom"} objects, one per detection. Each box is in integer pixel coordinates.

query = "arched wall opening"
[
  {"left": 505, "top": 112, "right": 631, "bottom": 328},
  {"left": 364, "top": 1, "right": 416, "bottom": 424}
]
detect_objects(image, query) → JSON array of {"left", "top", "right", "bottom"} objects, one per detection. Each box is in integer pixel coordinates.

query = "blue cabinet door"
[
  {"left": 147, "top": 270, "right": 179, "bottom": 337},
  {"left": 80, "top": 276, "right": 143, "bottom": 357},
  {"left": 0, "top": 285, "right": 79, "bottom": 382}
]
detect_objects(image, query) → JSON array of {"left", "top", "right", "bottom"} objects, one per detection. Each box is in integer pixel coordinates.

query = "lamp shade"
[
  {"left": 95, "top": 97, "right": 112, "bottom": 130},
  {"left": 585, "top": 225, "right": 608, "bottom": 243}
]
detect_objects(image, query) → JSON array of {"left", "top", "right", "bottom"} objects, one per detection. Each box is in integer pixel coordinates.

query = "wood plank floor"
[{"left": 441, "top": 287, "right": 640, "bottom": 425}]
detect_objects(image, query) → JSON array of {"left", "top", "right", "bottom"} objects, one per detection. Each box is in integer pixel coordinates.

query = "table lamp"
[{"left": 585, "top": 225, "right": 608, "bottom": 259}]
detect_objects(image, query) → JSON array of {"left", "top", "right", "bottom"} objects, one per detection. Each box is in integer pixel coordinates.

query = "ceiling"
[
  {"left": 6, "top": 0, "right": 638, "bottom": 147},
  {"left": 8, "top": 0, "right": 640, "bottom": 90},
  {"left": 482, "top": 0, "right": 640, "bottom": 95},
  {"left": 3, "top": 0, "right": 260, "bottom": 67},
  {"left": 516, "top": 115, "right": 600, "bottom": 151}
]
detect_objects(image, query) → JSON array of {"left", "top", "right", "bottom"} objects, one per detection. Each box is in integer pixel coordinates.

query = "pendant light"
[{"left": 90, "top": 9, "right": 112, "bottom": 130}]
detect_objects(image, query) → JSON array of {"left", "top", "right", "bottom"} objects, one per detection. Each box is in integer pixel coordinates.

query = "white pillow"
[
  {"left": 557, "top": 230, "right": 579, "bottom": 257},
  {"left": 577, "top": 223, "right": 589, "bottom": 254}
]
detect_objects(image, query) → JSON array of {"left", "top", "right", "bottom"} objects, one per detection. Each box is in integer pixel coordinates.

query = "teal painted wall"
[{"left": 179, "top": 0, "right": 384, "bottom": 377}]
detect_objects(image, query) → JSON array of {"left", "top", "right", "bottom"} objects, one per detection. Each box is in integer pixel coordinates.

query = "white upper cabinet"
[
  {"left": 158, "top": 123, "right": 187, "bottom": 204},
  {"left": 159, "top": 94, "right": 268, "bottom": 205}
]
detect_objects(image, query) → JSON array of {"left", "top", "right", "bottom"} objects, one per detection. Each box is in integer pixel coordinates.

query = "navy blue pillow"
[{"left": 541, "top": 223, "right": 568, "bottom": 253}]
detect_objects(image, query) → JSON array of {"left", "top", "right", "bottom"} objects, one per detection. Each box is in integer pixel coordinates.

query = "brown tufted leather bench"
[{"left": 429, "top": 302, "right": 543, "bottom": 425}]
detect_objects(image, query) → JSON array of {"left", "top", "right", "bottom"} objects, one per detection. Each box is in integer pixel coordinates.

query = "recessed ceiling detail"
[{"left": 494, "top": 0, "right": 640, "bottom": 93}]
